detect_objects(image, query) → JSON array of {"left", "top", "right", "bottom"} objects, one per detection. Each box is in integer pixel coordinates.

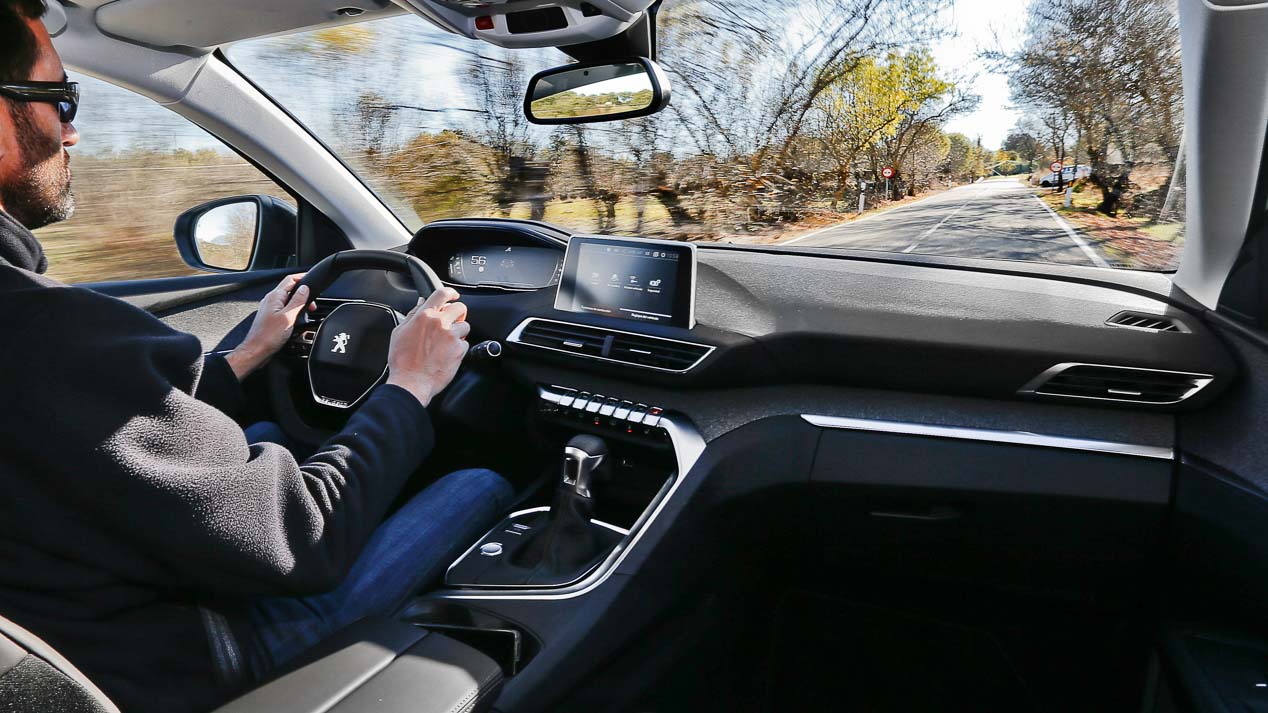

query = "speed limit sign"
[
  {"left": 881, "top": 167, "right": 896, "bottom": 179},
  {"left": 1049, "top": 161, "right": 1063, "bottom": 173}
]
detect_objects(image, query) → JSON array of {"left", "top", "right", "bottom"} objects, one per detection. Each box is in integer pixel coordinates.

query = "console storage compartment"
[{"left": 212, "top": 618, "right": 503, "bottom": 713}]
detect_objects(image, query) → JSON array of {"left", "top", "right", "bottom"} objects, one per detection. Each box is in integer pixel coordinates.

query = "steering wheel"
[{"left": 293, "top": 249, "right": 441, "bottom": 409}]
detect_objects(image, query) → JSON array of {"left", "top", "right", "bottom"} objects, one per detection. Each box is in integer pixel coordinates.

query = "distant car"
[{"left": 1039, "top": 164, "right": 1091, "bottom": 186}]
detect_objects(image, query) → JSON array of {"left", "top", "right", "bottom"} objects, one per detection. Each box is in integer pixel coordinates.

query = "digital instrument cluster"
[{"left": 446, "top": 246, "right": 564, "bottom": 290}]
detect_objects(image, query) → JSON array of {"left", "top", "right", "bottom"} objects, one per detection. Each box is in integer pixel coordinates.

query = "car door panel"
[{"left": 1152, "top": 320, "right": 1268, "bottom": 710}]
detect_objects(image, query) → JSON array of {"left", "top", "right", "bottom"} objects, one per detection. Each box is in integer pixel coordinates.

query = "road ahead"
[{"left": 784, "top": 177, "right": 1109, "bottom": 268}]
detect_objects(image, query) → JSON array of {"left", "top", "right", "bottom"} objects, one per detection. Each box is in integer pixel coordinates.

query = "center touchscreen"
[{"left": 554, "top": 236, "right": 696, "bottom": 328}]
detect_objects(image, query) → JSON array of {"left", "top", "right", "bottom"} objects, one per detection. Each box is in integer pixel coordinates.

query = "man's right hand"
[{"left": 386, "top": 287, "right": 471, "bottom": 407}]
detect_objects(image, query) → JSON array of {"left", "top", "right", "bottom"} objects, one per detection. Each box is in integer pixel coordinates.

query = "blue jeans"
[{"left": 237, "top": 422, "right": 513, "bottom": 682}]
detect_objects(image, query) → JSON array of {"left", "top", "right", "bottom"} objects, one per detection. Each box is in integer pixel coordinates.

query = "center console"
[
  {"left": 444, "top": 385, "right": 699, "bottom": 594},
  {"left": 401, "top": 382, "right": 703, "bottom": 680},
  {"left": 401, "top": 236, "right": 710, "bottom": 703},
  {"left": 442, "top": 236, "right": 705, "bottom": 598}
]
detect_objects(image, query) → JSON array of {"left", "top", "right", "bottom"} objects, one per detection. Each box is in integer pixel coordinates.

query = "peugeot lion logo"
[{"left": 331, "top": 332, "right": 351, "bottom": 354}]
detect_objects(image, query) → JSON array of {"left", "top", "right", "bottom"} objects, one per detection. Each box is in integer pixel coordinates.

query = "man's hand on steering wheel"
[
  {"left": 386, "top": 287, "right": 470, "bottom": 407},
  {"left": 226, "top": 273, "right": 315, "bottom": 380}
]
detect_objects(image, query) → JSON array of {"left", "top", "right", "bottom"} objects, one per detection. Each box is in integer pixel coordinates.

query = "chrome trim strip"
[
  {"left": 800, "top": 414, "right": 1173, "bottom": 460},
  {"left": 592, "top": 519, "right": 631, "bottom": 536},
  {"left": 437, "top": 390, "right": 706, "bottom": 601},
  {"left": 506, "top": 317, "right": 716, "bottom": 374},
  {"left": 1018, "top": 362, "right": 1215, "bottom": 406}
]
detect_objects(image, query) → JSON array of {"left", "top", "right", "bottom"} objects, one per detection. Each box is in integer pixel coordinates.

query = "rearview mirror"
[{"left": 524, "top": 57, "right": 670, "bottom": 125}]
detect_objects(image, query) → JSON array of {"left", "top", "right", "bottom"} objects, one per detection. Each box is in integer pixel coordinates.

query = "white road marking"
[
  {"left": 900, "top": 184, "right": 990, "bottom": 253},
  {"left": 781, "top": 185, "right": 972, "bottom": 245},
  {"left": 1031, "top": 195, "right": 1111, "bottom": 268}
]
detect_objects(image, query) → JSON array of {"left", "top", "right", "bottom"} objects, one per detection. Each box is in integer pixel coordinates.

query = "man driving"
[{"left": 0, "top": 2, "right": 512, "bottom": 712}]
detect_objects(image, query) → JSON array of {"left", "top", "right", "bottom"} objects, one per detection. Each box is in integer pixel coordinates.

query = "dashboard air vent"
[
  {"left": 609, "top": 333, "right": 713, "bottom": 371},
  {"left": 509, "top": 318, "right": 715, "bottom": 372},
  {"left": 1106, "top": 311, "right": 1186, "bottom": 333},
  {"left": 515, "top": 320, "right": 607, "bottom": 358},
  {"left": 1022, "top": 363, "right": 1213, "bottom": 405}
]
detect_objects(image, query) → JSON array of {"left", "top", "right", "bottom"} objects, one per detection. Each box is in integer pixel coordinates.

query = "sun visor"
[
  {"left": 394, "top": 0, "right": 654, "bottom": 49},
  {"left": 94, "top": 0, "right": 402, "bottom": 49},
  {"left": 42, "top": 1, "right": 68, "bottom": 37}
]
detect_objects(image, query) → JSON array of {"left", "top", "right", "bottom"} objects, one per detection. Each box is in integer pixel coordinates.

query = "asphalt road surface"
[{"left": 785, "top": 177, "right": 1109, "bottom": 268}]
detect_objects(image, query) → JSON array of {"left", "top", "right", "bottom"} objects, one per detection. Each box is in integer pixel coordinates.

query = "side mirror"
[
  {"left": 174, "top": 195, "right": 296, "bottom": 272},
  {"left": 524, "top": 57, "right": 670, "bottom": 125}
]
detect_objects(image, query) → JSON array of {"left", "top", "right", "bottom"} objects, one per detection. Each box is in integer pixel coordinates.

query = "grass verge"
[{"left": 1036, "top": 186, "right": 1182, "bottom": 271}]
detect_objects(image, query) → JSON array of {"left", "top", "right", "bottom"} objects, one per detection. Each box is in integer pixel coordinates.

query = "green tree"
[
  {"left": 866, "top": 49, "right": 977, "bottom": 197},
  {"left": 1003, "top": 131, "right": 1042, "bottom": 168},
  {"left": 942, "top": 132, "right": 986, "bottom": 181},
  {"left": 813, "top": 48, "right": 968, "bottom": 204}
]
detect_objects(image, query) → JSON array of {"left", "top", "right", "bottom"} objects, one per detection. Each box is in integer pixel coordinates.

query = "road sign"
[
  {"left": 881, "top": 167, "right": 896, "bottom": 179},
  {"left": 1049, "top": 161, "right": 1063, "bottom": 173}
]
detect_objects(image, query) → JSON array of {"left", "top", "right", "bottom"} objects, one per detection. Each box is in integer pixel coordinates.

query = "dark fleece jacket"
[{"left": 0, "top": 211, "right": 434, "bottom": 713}]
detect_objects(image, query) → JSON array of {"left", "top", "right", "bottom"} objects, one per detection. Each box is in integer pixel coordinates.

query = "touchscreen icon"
[
  {"left": 610, "top": 273, "right": 619, "bottom": 281},
  {"left": 629, "top": 275, "right": 638, "bottom": 284},
  {"left": 649, "top": 279, "right": 662, "bottom": 288}
]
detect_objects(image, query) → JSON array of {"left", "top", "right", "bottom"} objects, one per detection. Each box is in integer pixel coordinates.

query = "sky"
[{"left": 933, "top": 0, "right": 1034, "bottom": 150}]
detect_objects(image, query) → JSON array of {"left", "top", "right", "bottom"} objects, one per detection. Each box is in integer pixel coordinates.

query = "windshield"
[{"left": 231, "top": 0, "right": 1185, "bottom": 271}]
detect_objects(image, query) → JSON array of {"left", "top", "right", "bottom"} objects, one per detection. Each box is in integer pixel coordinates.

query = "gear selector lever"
[
  {"left": 561, "top": 434, "right": 607, "bottom": 498},
  {"left": 445, "top": 435, "right": 624, "bottom": 588},
  {"left": 508, "top": 435, "right": 611, "bottom": 575}
]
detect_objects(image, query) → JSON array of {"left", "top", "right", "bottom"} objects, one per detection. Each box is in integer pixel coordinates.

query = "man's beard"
[{"left": 1, "top": 103, "right": 73, "bottom": 230}]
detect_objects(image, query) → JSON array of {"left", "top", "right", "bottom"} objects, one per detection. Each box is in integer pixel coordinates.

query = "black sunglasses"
[{"left": 0, "top": 80, "right": 79, "bottom": 123}]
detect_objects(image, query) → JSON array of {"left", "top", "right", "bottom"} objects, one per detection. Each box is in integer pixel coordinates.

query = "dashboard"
[{"left": 400, "top": 217, "right": 1235, "bottom": 412}]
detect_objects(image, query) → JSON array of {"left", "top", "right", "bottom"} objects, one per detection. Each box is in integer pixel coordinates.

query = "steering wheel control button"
[{"left": 479, "top": 542, "right": 504, "bottom": 557}]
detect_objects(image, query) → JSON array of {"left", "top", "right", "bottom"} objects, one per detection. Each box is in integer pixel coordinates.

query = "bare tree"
[
  {"left": 657, "top": 0, "right": 953, "bottom": 221},
  {"left": 465, "top": 52, "right": 550, "bottom": 218},
  {"left": 1001, "top": 0, "right": 1183, "bottom": 214}
]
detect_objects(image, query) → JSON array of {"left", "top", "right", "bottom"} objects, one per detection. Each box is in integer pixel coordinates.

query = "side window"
[{"left": 33, "top": 72, "right": 296, "bottom": 284}]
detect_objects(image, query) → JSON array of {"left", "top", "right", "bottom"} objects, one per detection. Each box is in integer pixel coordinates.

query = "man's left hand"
[{"left": 225, "top": 274, "right": 314, "bottom": 380}]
